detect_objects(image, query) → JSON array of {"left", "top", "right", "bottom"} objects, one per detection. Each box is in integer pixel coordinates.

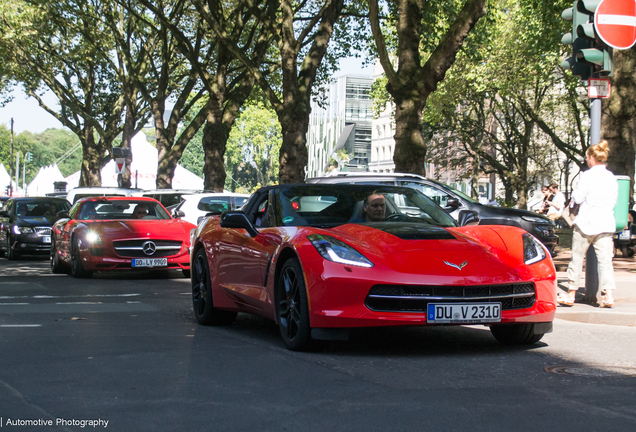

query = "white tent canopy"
[
  {"left": 0, "top": 163, "right": 17, "bottom": 195},
  {"left": 65, "top": 132, "right": 204, "bottom": 190},
  {"left": 27, "top": 163, "right": 66, "bottom": 196}
]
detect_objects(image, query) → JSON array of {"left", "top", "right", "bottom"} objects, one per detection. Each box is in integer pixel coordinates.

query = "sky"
[{"left": 0, "top": 57, "right": 373, "bottom": 135}]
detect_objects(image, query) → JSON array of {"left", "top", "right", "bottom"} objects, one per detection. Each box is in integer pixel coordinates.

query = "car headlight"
[
  {"left": 13, "top": 225, "right": 34, "bottom": 234},
  {"left": 522, "top": 215, "right": 552, "bottom": 224},
  {"left": 523, "top": 233, "right": 547, "bottom": 265},
  {"left": 85, "top": 230, "right": 103, "bottom": 244},
  {"left": 308, "top": 234, "right": 374, "bottom": 268}
]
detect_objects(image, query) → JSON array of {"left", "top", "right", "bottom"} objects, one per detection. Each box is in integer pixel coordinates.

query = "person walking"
[{"left": 558, "top": 140, "right": 618, "bottom": 308}]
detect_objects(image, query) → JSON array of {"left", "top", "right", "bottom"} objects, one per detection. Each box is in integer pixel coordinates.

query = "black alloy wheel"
[
  {"left": 490, "top": 323, "right": 544, "bottom": 345},
  {"left": 276, "top": 258, "right": 311, "bottom": 351},
  {"left": 6, "top": 235, "right": 17, "bottom": 260},
  {"left": 191, "top": 249, "right": 236, "bottom": 325},
  {"left": 50, "top": 239, "right": 65, "bottom": 274},
  {"left": 70, "top": 237, "right": 92, "bottom": 278}
]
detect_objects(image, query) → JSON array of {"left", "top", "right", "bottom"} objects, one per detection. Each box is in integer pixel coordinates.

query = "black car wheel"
[
  {"left": 6, "top": 235, "right": 18, "bottom": 260},
  {"left": 490, "top": 323, "right": 544, "bottom": 345},
  {"left": 276, "top": 258, "right": 312, "bottom": 351},
  {"left": 70, "top": 237, "right": 92, "bottom": 278},
  {"left": 50, "top": 239, "right": 65, "bottom": 274},
  {"left": 191, "top": 249, "right": 236, "bottom": 325}
]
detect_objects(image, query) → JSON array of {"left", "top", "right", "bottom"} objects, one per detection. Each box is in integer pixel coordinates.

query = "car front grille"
[
  {"left": 113, "top": 240, "right": 182, "bottom": 258},
  {"left": 365, "top": 282, "right": 536, "bottom": 313},
  {"left": 34, "top": 227, "right": 51, "bottom": 236}
]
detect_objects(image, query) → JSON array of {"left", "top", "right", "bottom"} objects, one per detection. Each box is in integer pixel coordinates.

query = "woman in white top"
[{"left": 559, "top": 141, "right": 618, "bottom": 308}]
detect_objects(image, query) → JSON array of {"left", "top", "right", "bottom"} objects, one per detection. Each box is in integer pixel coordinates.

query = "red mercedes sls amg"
[
  {"left": 191, "top": 184, "right": 557, "bottom": 351},
  {"left": 51, "top": 197, "right": 196, "bottom": 278}
]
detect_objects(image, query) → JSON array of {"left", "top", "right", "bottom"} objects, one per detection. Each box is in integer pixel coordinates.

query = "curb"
[{"left": 555, "top": 308, "right": 636, "bottom": 326}]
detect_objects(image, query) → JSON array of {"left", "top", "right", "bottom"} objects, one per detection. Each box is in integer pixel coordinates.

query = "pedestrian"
[
  {"left": 540, "top": 185, "right": 552, "bottom": 215},
  {"left": 558, "top": 140, "right": 618, "bottom": 308},
  {"left": 546, "top": 183, "right": 565, "bottom": 222}
]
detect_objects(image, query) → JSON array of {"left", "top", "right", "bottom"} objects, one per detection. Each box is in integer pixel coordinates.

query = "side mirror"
[
  {"left": 172, "top": 209, "right": 185, "bottom": 218},
  {"left": 446, "top": 198, "right": 461, "bottom": 210},
  {"left": 458, "top": 210, "right": 479, "bottom": 226},
  {"left": 220, "top": 211, "right": 259, "bottom": 237}
]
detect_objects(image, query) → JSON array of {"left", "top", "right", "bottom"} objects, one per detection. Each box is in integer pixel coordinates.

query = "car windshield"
[
  {"left": 14, "top": 199, "right": 70, "bottom": 218},
  {"left": 76, "top": 200, "right": 170, "bottom": 221},
  {"left": 273, "top": 185, "right": 457, "bottom": 228}
]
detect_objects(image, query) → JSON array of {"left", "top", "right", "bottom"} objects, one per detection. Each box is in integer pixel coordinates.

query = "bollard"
[{"left": 583, "top": 175, "right": 631, "bottom": 303}]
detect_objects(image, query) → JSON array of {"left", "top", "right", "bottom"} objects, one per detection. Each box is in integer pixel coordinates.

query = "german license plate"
[
  {"left": 132, "top": 258, "right": 168, "bottom": 268},
  {"left": 43, "top": 236, "right": 51, "bottom": 244},
  {"left": 427, "top": 303, "right": 501, "bottom": 324},
  {"left": 619, "top": 229, "right": 630, "bottom": 240}
]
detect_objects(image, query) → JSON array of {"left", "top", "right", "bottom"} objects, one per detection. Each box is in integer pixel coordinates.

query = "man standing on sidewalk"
[{"left": 546, "top": 183, "right": 565, "bottom": 222}]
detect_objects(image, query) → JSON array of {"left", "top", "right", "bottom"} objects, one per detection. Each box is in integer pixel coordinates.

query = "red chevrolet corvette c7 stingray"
[{"left": 190, "top": 184, "right": 557, "bottom": 351}]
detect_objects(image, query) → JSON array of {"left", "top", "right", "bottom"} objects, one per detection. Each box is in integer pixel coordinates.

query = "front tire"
[
  {"left": 191, "top": 249, "right": 236, "bottom": 325},
  {"left": 276, "top": 258, "right": 312, "bottom": 351},
  {"left": 490, "top": 323, "right": 544, "bottom": 345},
  {"left": 70, "top": 237, "right": 92, "bottom": 278},
  {"left": 50, "top": 239, "right": 65, "bottom": 274}
]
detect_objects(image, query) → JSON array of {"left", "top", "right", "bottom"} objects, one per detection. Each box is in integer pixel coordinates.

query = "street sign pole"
[{"left": 584, "top": 97, "right": 602, "bottom": 304}]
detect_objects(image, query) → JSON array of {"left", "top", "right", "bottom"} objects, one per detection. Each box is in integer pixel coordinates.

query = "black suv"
[{"left": 308, "top": 173, "right": 559, "bottom": 254}]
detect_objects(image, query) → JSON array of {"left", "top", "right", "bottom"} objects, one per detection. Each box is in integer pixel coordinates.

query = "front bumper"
[
  {"left": 77, "top": 240, "right": 191, "bottom": 272},
  {"left": 304, "top": 259, "right": 557, "bottom": 329},
  {"left": 9, "top": 233, "right": 52, "bottom": 254}
]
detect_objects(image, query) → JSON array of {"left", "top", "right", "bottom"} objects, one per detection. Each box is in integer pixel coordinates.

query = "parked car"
[
  {"left": 50, "top": 197, "right": 196, "bottom": 278},
  {"left": 308, "top": 173, "right": 559, "bottom": 255},
  {"left": 190, "top": 183, "right": 556, "bottom": 351},
  {"left": 141, "top": 189, "right": 204, "bottom": 208},
  {"left": 0, "top": 196, "right": 10, "bottom": 210},
  {"left": 171, "top": 192, "right": 250, "bottom": 226},
  {"left": 0, "top": 197, "right": 71, "bottom": 259},
  {"left": 66, "top": 186, "right": 144, "bottom": 204}
]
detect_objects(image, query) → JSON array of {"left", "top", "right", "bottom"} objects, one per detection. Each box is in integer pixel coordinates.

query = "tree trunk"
[
  {"left": 393, "top": 92, "right": 426, "bottom": 175},
  {"left": 79, "top": 126, "right": 102, "bottom": 187},
  {"left": 278, "top": 107, "right": 310, "bottom": 184},
  {"left": 202, "top": 120, "right": 229, "bottom": 192},
  {"left": 118, "top": 101, "right": 135, "bottom": 188},
  {"left": 602, "top": 46, "right": 636, "bottom": 199}
]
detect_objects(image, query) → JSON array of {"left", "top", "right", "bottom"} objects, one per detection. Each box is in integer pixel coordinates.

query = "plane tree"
[{"left": 367, "top": 0, "right": 487, "bottom": 176}]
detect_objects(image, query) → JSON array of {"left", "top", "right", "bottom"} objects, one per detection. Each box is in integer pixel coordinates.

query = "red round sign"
[{"left": 595, "top": 0, "right": 636, "bottom": 49}]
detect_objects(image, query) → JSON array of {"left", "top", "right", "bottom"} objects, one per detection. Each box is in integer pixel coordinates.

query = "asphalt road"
[{"left": 1, "top": 256, "right": 636, "bottom": 432}]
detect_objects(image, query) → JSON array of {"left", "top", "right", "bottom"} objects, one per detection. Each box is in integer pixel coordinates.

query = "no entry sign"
[{"left": 595, "top": 0, "right": 636, "bottom": 49}]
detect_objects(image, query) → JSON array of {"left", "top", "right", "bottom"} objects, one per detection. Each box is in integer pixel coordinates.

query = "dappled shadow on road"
[{"left": 0, "top": 256, "right": 188, "bottom": 280}]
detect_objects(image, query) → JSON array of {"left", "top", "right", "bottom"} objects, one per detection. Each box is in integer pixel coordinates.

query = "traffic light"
[
  {"left": 561, "top": 2, "right": 593, "bottom": 80},
  {"left": 25, "top": 152, "right": 33, "bottom": 162},
  {"left": 575, "top": 0, "right": 613, "bottom": 76}
]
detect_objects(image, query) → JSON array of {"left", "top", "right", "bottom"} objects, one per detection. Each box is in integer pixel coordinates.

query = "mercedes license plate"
[
  {"left": 132, "top": 258, "right": 168, "bottom": 268},
  {"left": 427, "top": 303, "right": 501, "bottom": 324},
  {"left": 619, "top": 229, "right": 631, "bottom": 240},
  {"left": 43, "top": 236, "right": 51, "bottom": 244}
]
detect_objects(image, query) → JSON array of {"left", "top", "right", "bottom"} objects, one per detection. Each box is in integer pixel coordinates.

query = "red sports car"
[
  {"left": 191, "top": 184, "right": 557, "bottom": 351},
  {"left": 51, "top": 197, "right": 196, "bottom": 278}
]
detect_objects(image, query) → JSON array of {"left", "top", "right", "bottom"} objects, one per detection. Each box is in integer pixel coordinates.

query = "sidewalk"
[{"left": 552, "top": 246, "right": 636, "bottom": 326}]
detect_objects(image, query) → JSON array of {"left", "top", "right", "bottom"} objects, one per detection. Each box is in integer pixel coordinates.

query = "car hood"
[
  {"left": 14, "top": 216, "right": 55, "bottom": 227},
  {"left": 82, "top": 219, "right": 192, "bottom": 241},
  {"left": 326, "top": 223, "right": 527, "bottom": 284},
  {"left": 473, "top": 204, "right": 553, "bottom": 224}
]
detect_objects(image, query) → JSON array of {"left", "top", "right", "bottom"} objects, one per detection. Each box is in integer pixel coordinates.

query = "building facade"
[{"left": 306, "top": 75, "right": 374, "bottom": 178}]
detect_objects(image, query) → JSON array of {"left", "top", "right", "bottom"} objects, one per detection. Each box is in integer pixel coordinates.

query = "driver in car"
[{"left": 364, "top": 192, "right": 386, "bottom": 222}]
